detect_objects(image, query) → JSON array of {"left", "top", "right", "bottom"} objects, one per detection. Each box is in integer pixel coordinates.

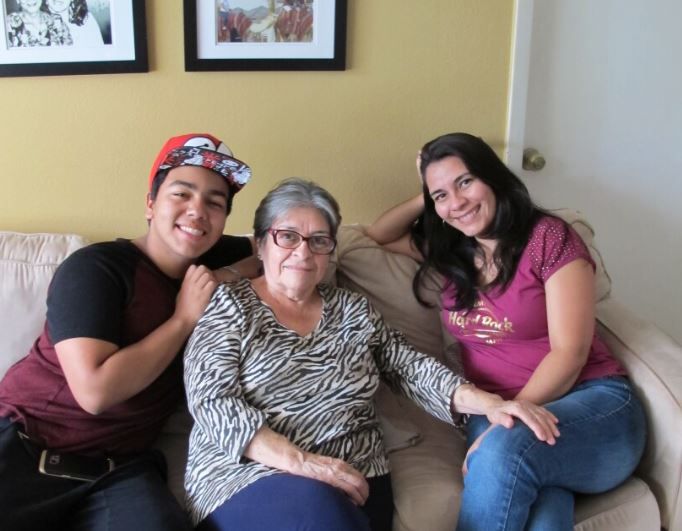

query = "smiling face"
[
  {"left": 144, "top": 165, "right": 229, "bottom": 275},
  {"left": 259, "top": 206, "right": 332, "bottom": 300},
  {"left": 424, "top": 156, "right": 497, "bottom": 243},
  {"left": 19, "top": 0, "right": 43, "bottom": 14},
  {"left": 46, "top": 0, "right": 69, "bottom": 14}
]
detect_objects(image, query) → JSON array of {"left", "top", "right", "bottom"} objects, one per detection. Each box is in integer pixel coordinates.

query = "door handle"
[{"left": 522, "top": 148, "right": 546, "bottom": 171}]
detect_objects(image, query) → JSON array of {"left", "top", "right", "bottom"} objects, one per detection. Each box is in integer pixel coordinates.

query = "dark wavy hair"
[
  {"left": 68, "top": 0, "right": 89, "bottom": 26},
  {"left": 412, "top": 132, "right": 545, "bottom": 311}
]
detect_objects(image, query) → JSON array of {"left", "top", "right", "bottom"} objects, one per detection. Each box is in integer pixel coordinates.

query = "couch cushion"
[
  {"left": 574, "top": 476, "right": 660, "bottom": 531},
  {"left": 0, "top": 231, "right": 88, "bottom": 379},
  {"left": 388, "top": 396, "right": 465, "bottom": 531}
]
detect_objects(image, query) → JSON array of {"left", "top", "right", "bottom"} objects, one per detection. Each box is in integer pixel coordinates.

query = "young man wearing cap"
[{"left": 0, "top": 134, "right": 257, "bottom": 530}]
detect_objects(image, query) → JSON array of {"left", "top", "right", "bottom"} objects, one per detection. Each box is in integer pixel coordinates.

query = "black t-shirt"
[{"left": 0, "top": 236, "right": 251, "bottom": 455}]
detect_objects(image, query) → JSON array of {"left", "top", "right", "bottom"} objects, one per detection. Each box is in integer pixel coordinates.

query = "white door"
[{"left": 507, "top": 0, "right": 682, "bottom": 343}]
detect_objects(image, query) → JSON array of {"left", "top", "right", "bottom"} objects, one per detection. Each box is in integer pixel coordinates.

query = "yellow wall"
[{"left": 0, "top": 0, "right": 514, "bottom": 241}]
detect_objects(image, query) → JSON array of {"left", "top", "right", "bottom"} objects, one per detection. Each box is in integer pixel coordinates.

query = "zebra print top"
[{"left": 183, "top": 279, "right": 467, "bottom": 525}]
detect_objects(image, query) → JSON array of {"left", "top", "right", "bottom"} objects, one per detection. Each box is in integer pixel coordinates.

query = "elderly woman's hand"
[
  {"left": 453, "top": 383, "right": 560, "bottom": 444},
  {"left": 245, "top": 426, "right": 369, "bottom": 505},
  {"left": 460, "top": 398, "right": 560, "bottom": 477},
  {"left": 485, "top": 398, "right": 560, "bottom": 444},
  {"left": 292, "top": 452, "right": 370, "bottom": 506}
]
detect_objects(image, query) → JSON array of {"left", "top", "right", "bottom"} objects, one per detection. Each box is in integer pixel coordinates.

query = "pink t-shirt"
[{"left": 441, "top": 216, "right": 625, "bottom": 399}]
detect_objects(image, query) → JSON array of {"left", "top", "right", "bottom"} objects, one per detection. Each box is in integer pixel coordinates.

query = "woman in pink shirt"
[{"left": 366, "top": 132, "right": 646, "bottom": 531}]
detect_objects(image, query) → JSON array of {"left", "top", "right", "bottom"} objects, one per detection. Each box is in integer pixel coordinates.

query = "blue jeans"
[
  {"left": 0, "top": 418, "right": 191, "bottom": 531},
  {"left": 456, "top": 376, "right": 647, "bottom": 531}
]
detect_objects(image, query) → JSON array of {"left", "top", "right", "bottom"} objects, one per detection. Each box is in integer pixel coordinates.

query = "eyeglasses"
[{"left": 267, "top": 229, "right": 337, "bottom": 255}]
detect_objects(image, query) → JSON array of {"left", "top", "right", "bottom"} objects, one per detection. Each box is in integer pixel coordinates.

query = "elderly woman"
[{"left": 183, "top": 178, "right": 560, "bottom": 531}]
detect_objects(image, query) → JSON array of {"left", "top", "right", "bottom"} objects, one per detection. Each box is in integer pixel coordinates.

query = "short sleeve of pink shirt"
[
  {"left": 441, "top": 216, "right": 625, "bottom": 399},
  {"left": 527, "top": 215, "right": 594, "bottom": 282}
]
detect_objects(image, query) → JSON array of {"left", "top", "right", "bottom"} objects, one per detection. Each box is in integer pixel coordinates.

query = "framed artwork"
[
  {"left": 0, "top": 0, "right": 147, "bottom": 78},
  {"left": 184, "top": 0, "right": 347, "bottom": 71}
]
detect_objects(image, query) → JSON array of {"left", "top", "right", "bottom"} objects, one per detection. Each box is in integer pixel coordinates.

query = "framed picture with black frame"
[
  {"left": 0, "top": 0, "right": 147, "bottom": 78},
  {"left": 184, "top": 0, "right": 346, "bottom": 71}
]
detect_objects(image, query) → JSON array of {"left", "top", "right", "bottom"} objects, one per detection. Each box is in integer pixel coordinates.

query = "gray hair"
[{"left": 253, "top": 178, "right": 342, "bottom": 239}]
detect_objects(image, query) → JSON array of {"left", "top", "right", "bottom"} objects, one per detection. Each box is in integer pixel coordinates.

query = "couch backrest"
[
  {"left": 0, "top": 231, "right": 88, "bottom": 379},
  {"left": 336, "top": 225, "right": 445, "bottom": 362},
  {"left": 0, "top": 209, "right": 609, "bottom": 381}
]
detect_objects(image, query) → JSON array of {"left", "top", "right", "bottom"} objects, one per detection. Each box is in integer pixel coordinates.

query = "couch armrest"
[
  {"left": 595, "top": 298, "right": 682, "bottom": 531},
  {"left": 0, "top": 231, "right": 89, "bottom": 379}
]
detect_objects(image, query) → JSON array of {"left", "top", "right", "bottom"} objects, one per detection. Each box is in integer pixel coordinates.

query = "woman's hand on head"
[
  {"left": 292, "top": 452, "right": 369, "bottom": 506},
  {"left": 486, "top": 399, "right": 560, "bottom": 444}
]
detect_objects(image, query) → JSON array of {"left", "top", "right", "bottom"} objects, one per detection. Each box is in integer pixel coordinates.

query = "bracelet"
[{"left": 220, "top": 265, "right": 242, "bottom": 280}]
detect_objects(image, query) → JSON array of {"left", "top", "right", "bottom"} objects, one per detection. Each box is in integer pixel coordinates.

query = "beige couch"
[{"left": 1, "top": 210, "right": 680, "bottom": 530}]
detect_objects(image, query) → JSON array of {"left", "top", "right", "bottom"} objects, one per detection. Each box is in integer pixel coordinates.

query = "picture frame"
[
  {"left": 0, "top": 0, "right": 147, "bottom": 78},
  {"left": 184, "top": 0, "right": 346, "bottom": 71}
]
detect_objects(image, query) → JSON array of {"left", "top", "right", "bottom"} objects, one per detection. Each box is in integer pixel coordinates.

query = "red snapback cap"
[{"left": 148, "top": 133, "right": 251, "bottom": 193}]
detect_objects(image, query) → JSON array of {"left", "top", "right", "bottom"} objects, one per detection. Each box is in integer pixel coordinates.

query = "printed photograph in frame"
[
  {"left": 0, "top": 0, "right": 147, "bottom": 77},
  {"left": 184, "top": 0, "right": 347, "bottom": 71}
]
